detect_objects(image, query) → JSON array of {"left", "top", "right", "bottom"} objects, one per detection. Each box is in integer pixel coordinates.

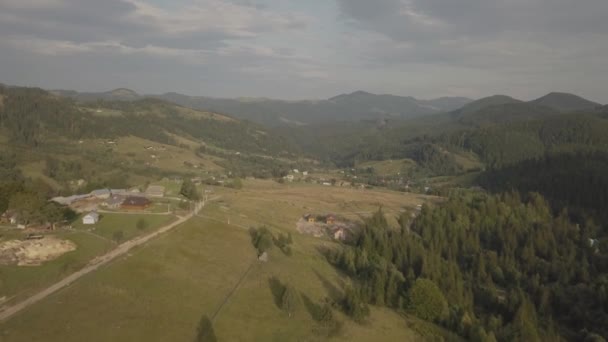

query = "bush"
[
  {"left": 136, "top": 218, "right": 148, "bottom": 230},
  {"left": 407, "top": 278, "right": 448, "bottom": 322},
  {"left": 112, "top": 230, "right": 124, "bottom": 243}
]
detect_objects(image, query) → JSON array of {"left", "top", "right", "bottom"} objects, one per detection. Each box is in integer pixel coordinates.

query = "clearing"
[{"left": 0, "top": 237, "right": 76, "bottom": 266}]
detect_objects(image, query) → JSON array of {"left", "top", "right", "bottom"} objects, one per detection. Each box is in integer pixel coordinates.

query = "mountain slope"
[
  {"left": 1, "top": 86, "right": 294, "bottom": 156},
  {"left": 51, "top": 88, "right": 141, "bottom": 102},
  {"left": 530, "top": 92, "right": 600, "bottom": 112}
]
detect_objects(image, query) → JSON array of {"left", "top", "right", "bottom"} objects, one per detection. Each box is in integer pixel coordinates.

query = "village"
[
  {"left": 0, "top": 181, "right": 190, "bottom": 281},
  {"left": 296, "top": 213, "right": 355, "bottom": 241}
]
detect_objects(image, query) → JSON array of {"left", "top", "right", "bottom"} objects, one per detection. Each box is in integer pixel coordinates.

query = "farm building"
[
  {"left": 121, "top": 196, "right": 152, "bottom": 210},
  {"left": 82, "top": 212, "right": 99, "bottom": 225},
  {"left": 90, "top": 189, "right": 111, "bottom": 199},
  {"left": 51, "top": 194, "right": 91, "bottom": 205},
  {"left": 145, "top": 185, "right": 165, "bottom": 198},
  {"left": 103, "top": 196, "right": 124, "bottom": 209},
  {"left": 304, "top": 214, "right": 316, "bottom": 223}
]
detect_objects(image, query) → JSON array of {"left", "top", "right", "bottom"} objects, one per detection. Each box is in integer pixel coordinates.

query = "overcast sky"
[{"left": 1, "top": 0, "right": 607, "bottom": 102}]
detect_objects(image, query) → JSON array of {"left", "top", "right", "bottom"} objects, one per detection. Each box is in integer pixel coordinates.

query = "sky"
[{"left": 0, "top": 0, "right": 607, "bottom": 102}]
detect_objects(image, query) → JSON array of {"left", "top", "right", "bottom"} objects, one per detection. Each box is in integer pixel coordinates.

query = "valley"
[{"left": 1, "top": 83, "right": 607, "bottom": 341}]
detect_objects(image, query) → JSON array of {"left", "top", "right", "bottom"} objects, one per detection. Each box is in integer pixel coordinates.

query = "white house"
[{"left": 82, "top": 212, "right": 99, "bottom": 225}]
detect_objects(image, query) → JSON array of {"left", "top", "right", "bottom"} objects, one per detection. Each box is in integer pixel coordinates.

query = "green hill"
[
  {"left": 531, "top": 92, "right": 601, "bottom": 112},
  {"left": 0, "top": 86, "right": 308, "bottom": 188},
  {"left": 452, "top": 95, "right": 522, "bottom": 116}
]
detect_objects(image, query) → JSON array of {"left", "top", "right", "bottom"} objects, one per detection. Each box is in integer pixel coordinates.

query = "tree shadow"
[
  {"left": 194, "top": 314, "right": 217, "bottom": 342},
  {"left": 313, "top": 269, "right": 343, "bottom": 302},
  {"left": 268, "top": 276, "right": 286, "bottom": 309},
  {"left": 301, "top": 293, "right": 322, "bottom": 321}
]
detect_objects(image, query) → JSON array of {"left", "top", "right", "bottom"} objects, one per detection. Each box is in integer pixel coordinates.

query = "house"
[
  {"left": 302, "top": 171, "right": 308, "bottom": 176},
  {"left": 333, "top": 228, "right": 347, "bottom": 241},
  {"left": 304, "top": 214, "right": 316, "bottom": 223},
  {"left": 121, "top": 196, "right": 152, "bottom": 210},
  {"left": 145, "top": 185, "right": 165, "bottom": 198},
  {"left": 91, "top": 189, "right": 111, "bottom": 199},
  {"left": 293, "top": 169, "right": 299, "bottom": 173},
  {"left": 110, "top": 189, "right": 128, "bottom": 196},
  {"left": 326, "top": 214, "right": 336, "bottom": 225},
  {"left": 82, "top": 212, "right": 99, "bottom": 225},
  {"left": 284, "top": 175, "right": 294, "bottom": 182}
]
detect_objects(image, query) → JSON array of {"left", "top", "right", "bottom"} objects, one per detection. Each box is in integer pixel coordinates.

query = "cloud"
[
  {"left": 0, "top": 0, "right": 607, "bottom": 101},
  {"left": 0, "top": 0, "right": 309, "bottom": 50},
  {"left": 336, "top": 0, "right": 608, "bottom": 85}
]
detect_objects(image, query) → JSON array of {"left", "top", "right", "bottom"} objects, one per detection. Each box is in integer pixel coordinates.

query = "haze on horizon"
[{"left": 1, "top": 0, "right": 607, "bottom": 102}]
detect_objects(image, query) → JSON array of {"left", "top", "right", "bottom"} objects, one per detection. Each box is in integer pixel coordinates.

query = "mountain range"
[
  {"left": 50, "top": 87, "right": 603, "bottom": 127},
  {"left": 50, "top": 88, "right": 473, "bottom": 126}
]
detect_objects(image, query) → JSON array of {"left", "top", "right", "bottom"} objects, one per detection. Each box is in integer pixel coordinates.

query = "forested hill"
[
  {"left": 531, "top": 92, "right": 601, "bottom": 112},
  {"left": 50, "top": 88, "right": 473, "bottom": 127},
  {"left": 276, "top": 92, "right": 605, "bottom": 168},
  {"left": 0, "top": 85, "right": 295, "bottom": 156}
]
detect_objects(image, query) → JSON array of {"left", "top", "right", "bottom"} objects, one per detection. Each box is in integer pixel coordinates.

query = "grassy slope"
[
  {"left": 71, "top": 213, "right": 177, "bottom": 242},
  {"left": 0, "top": 181, "right": 448, "bottom": 341}
]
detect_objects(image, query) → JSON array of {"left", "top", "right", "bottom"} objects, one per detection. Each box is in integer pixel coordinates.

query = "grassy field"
[
  {"left": 72, "top": 212, "right": 177, "bottom": 242},
  {"left": 0, "top": 182, "right": 449, "bottom": 341},
  {"left": 108, "top": 136, "right": 224, "bottom": 173},
  {"left": 204, "top": 179, "right": 438, "bottom": 229},
  {"left": 357, "top": 158, "right": 417, "bottom": 176}
]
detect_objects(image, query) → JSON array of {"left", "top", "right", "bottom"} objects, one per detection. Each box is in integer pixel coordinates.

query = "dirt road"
[{"left": 0, "top": 201, "right": 205, "bottom": 322}]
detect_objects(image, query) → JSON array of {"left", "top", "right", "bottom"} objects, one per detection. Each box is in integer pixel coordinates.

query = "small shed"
[{"left": 82, "top": 212, "right": 99, "bottom": 225}]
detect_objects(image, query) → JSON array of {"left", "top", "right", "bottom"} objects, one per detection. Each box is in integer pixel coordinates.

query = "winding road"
[{"left": 0, "top": 200, "right": 206, "bottom": 322}]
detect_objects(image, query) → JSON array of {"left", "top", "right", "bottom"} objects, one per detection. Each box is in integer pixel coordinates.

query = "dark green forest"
[{"left": 329, "top": 193, "right": 607, "bottom": 341}]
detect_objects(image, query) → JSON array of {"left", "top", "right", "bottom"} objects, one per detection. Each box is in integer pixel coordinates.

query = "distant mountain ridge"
[
  {"left": 47, "top": 87, "right": 603, "bottom": 127},
  {"left": 50, "top": 88, "right": 473, "bottom": 126},
  {"left": 530, "top": 92, "right": 601, "bottom": 112}
]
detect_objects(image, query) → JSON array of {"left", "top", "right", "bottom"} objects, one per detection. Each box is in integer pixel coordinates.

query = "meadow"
[{"left": 0, "top": 181, "right": 453, "bottom": 341}]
